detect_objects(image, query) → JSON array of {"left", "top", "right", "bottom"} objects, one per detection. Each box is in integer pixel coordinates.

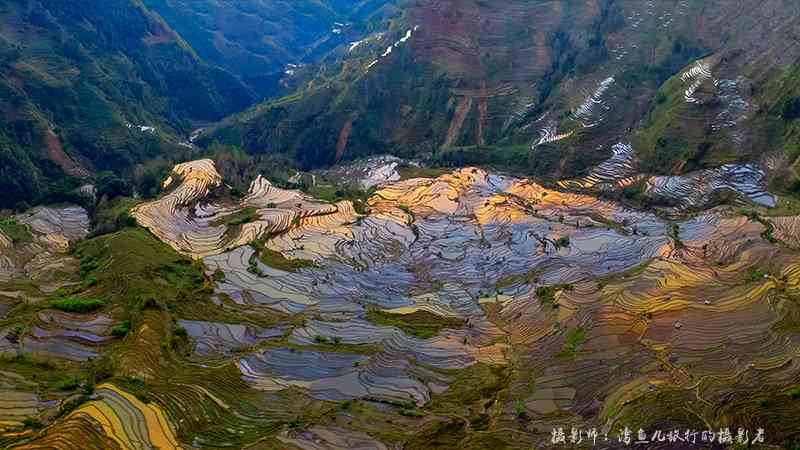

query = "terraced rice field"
[
  {"left": 0, "top": 206, "right": 89, "bottom": 286},
  {"left": 20, "top": 311, "right": 114, "bottom": 362},
  {"left": 4, "top": 157, "right": 800, "bottom": 448},
  {"left": 558, "top": 140, "right": 775, "bottom": 212},
  {"left": 16, "top": 384, "right": 184, "bottom": 450}
]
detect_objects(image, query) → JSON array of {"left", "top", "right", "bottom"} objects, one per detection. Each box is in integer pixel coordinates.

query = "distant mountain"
[
  {"left": 2, "top": 0, "right": 799, "bottom": 210},
  {"left": 141, "top": 0, "right": 403, "bottom": 97},
  {"left": 0, "top": 0, "right": 400, "bottom": 209},
  {"left": 0, "top": 0, "right": 255, "bottom": 208},
  {"left": 205, "top": 0, "right": 800, "bottom": 196}
]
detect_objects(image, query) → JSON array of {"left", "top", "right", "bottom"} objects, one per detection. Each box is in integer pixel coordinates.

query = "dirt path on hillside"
[
  {"left": 335, "top": 118, "right": 354, "bottom": 163},
  {"left": 442, "top": 96, "right": 473, "bottom": 149},
  {"left": 46, "top": 129, "right": 89, "bottom": 178}
]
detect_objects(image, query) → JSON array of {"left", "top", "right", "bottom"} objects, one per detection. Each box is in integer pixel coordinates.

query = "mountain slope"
[
  {"left": 204, "top": 0, "right": 800, "bottom": 195},
  {"left": 140, "top": 0, "right": 403, "bottom": 97},
  {"left": 0, "top": 0, "right": 260, "bottom": 208},
  {"left": 3, "top": 159, "right": 800, "bottom": 449}
]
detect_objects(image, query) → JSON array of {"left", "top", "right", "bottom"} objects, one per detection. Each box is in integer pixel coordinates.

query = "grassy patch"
[
  {"left": 210, "top": 207, "right": 259, "bottom": 227},
  {"left": 515, "top": 399, "right": 527, "bottom": 418},
  {"left": 302, "top": 181, "right": 373, "bottom": 214},
  {"left": 557, "top": 327, "right": 587, "bottom": 357},
  {"left": 366, "top": 309, "right": 465, "bottom": 339},
  {"left": 397, "top": 164, "right": 450, "bottom": 180},
  {"left": 535, "top": 284, "right": 574, "bottom": 307},
  {"left": 596, "top": 259, "right": 654, "bottom": 287},
  {"left": 746, "top": 267, "right": 768, "bottom": 283},
  {"left": 399, "top": 407, "right": 426, "bottom": 417},
  {"left": 426, "top": 364, "right": 510, "bottom": 437},
  {"left": 495, "top": 268, "right": 543, "bottom": 291},
  {"left": 0, "top": 218, "right": 33, "bottom": 244},
  {"left": 554, "top": 236, "right": 571, "bottom": 249},
  {"left": 250, "top": 240, "right": 317, "bottom": 273},
  {"left": 91, "top": 197, "right": 140, "bottom": 237},
  {"left": 51, "top": 297, "right": 104, "bottom": 313},
  {"left": 110, "top": 320, "right": 131, "bottom": 338},
  {"left": 787, "top": 386, "right": 800, "bottom": 400},
  {"left": 52, "top": 377, "right": 81, "bottom": 392},
  {"left": 22, "top": 417, "right": 43, "bottom": 429},
  {"left": 72, "top": 227, "right": 209, "bottom": 324},
  {"left": 0, "top": 353, "right": 86, "bottom": 395},
  {"left": 115, "top": 376, "right": 151, "bottom": 403}
]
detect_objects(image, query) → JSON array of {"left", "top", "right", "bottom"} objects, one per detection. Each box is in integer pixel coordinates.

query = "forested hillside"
[
  {"left": 0, "top": 0, "right": 400, "bottom": 210},
  {"left": 141, "top": 0, "right": 403, "bottom": 97},
  {"left": 204, "top": 0, "right": 800, "bottom": 198},
  {"left": 3, "top": 2, "right": 800, "bottom": 449},
  {"left": 0, "top": 0, "right": 256, "bottom": 208}
]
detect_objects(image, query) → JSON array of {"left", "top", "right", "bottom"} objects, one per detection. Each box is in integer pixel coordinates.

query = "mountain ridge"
[
  {"left": 0, "top": 0, "right": 400, "bottom": 209},
  {"left": 202, "top": 0, "right": 800, "bottom": 201}
]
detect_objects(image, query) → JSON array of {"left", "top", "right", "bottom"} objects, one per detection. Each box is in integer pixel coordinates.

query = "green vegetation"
[
  {"left": 111, "top": 321, "right": 132, "bottom": 338},
  {"left": 210, "top": 207, "right": 259, "bottom": 227},
  {"left": 22, "top": 417, "right": 44, "bottom": 429},
  {"left": 515, "top": 400, "right": 527, "bottom": 418},
  {"left": 557, "top": 327, "right": 587, "bottom": 357},
  {"left": 91, "top": 197, "right": 140, "bottom": 237},
  {"left": 86, "top": 354, "right": 116, "bottom": 386},
  {"left": 631, "top": 46, "right": 743, "bottom": 176},
  {"left": 262, "top": 170, "right": 378, "bottom": 216},
  {"left": 169, "top": 325, "right": 191, "bottom": 354},
  {"left": 141, "top": 0, "right": 371, "bottom": 98},
  {"left": 399, "top": 407, "right": 425, "bottom": 417},
  {"left": 746, "top": 267, "right": 768, "bottom": 283},
  {"left": 405, "top": 419, "right": 466, "bottom": 449},
  {"left": 53, "top": 377, "right": 81, "bottom": 392},
  {"left": 535, "top": 284, "right": 574, "bottom": 307},
  {"left": 51, "top": 297, "right": 104, "bottom": 313},
  {"left": 743, "top": 209, "right": 779, "bottom": 244},
  {"left": 250, "top": 239, "right": 318, "bottom": 273},
  {"left": 0, "top": 0, "right": 257, "bottom": 210},
  {"left": 116, "top": 377, "right": 152, "bottom": 404},
  {"left": 5, "top": 3, "right": 800, "bottom": 449},
  {"left": 787, "top": 386, "right": 800, "bottom": 399},
  {"left": 669, "top": 223, "right": 685, "bottom": 249},
  {"left": 397, "top": 164, "right": 450, "bottom": 180},
  {"left": 71, "top": 228, "right": 212, "bottom": 329},
  {"left": 495, "top": 268, "right": 543, "bottom": 290},
  {"left": 596, "top": 259, "right": 653, "bottom": 287},
  {"left": 0, "top": 219, "right": 33, "bottom": 244},
  {"left": 423, "top": 364, "right": 510, "bottom": 447},
  {"left": 781, "top": 97, "right": 800, "bottom": 120},
  {"left": 366, "top": 309, "right": 466, "bottom": 339}
]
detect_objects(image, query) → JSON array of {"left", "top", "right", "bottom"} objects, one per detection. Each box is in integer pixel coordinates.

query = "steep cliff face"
[{"left": 205, "top": 0, "right": 800, "bottom": 193}]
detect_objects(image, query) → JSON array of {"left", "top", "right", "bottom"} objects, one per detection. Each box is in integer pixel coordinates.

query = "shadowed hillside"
[
  {"left": 141, "top": 0, "right": 404, "bottom": 97},
  {"left": 0, "top": 0, "right": 256, "bottom": 208},
  {"left": 0, "top": 0, "right": 402, "bottom": 210},
  {"left": 204, "top": 0, "right": 800, "bottom": 196}
]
